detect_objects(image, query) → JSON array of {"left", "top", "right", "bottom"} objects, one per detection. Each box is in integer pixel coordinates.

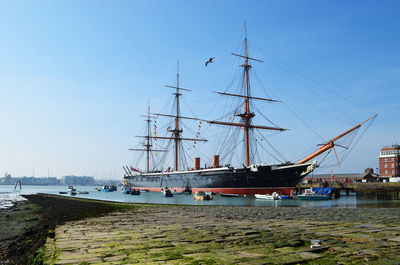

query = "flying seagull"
[{"left": 205, "top": 57, "right": 215, "bottom": 67}]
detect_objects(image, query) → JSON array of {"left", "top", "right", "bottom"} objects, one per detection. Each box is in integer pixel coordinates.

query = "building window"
[
  {"left": 392, "top": 170, "right": 395, "bottom": 174},
  {"left": 385, "top": 164, "right": 388, "bottom": 168},
  {"left": 392, "top": 158, "right": 395, "bottom": 161},
  {"left": 392, "top": 163, "right": 395, "bottom": 168},
  {"left": 385, "top": 170, "right": 388, "bottom": 174},
  {"left": 384, "top": 158, "right": 387, "bottom": 162}
]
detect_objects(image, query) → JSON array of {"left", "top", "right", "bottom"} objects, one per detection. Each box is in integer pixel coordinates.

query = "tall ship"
[{"left": 123, "top": 24, "right": 376, "bottom": 196}]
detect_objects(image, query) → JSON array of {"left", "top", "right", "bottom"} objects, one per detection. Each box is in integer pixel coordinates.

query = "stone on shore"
[{"left": 43, "top": 204, "right": 400, "bottom": 264}]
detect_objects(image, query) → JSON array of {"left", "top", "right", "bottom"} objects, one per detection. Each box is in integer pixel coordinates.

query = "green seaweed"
[{"left": 28, "top": 246, "right": 45, "bottom": 265}]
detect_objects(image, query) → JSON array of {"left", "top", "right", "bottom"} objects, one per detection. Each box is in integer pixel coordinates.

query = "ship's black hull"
[{"left": 125, "top": 163, "right": 313, "bottom": 195}]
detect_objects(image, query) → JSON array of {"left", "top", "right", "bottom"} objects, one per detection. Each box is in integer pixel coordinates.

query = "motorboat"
[
  {"left": 280, "top": 195, "right": 293, "bottom": 200},
  {"left": 161, "top": 187, "right": 173, "bottom": 197},
  {"left": 194, "top": 191, "right": 213, "bottom": 200},
  {"left": 121, "top": 185, "right": 131, "bottom": 194},
  {"left": 255, "top": 192, "right": 281, "bottom": 200},
  {"left": 182, "top": 185, "right": 192, "bottom": 194},
  {"left": 101, "top": 185, "right": 113, "bottom": 192},
  {"left": 297, "top": 188, "right": 331, "bottom": 200},
  {"left": 130, "top": 189, "right": 141, "bottom": 195},
  {"left": 66, "top": 186, "right": 76, "bottom": 192}
]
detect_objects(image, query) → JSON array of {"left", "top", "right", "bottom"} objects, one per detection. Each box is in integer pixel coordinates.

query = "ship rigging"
[{"left": 124, "top": 23, "right": 377, "bottom": 195}]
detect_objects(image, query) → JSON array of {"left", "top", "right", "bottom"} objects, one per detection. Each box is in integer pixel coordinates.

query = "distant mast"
[
  {"left": 129, "top": 102, "right": 167, "bottom": 173},
  {"left": 147, "top": 62, "right": 207, "bottom": 171},
  {"left": 173, "top": 62, "right": 181, "bottom": 171},
  {"left": 146, "top": 104, "right": 151, "bottom": 172}
]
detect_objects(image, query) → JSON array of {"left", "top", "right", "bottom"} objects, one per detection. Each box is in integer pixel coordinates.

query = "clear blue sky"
[{"left": 0, "top": 0, "right": 399, "bottom": 178}]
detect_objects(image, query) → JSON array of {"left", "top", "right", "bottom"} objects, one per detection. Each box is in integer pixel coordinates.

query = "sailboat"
[{"left": 124, "top": 24, "right": 376, "bottom": 196}]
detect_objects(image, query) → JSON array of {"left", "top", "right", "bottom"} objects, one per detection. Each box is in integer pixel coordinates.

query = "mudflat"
[
  {"left": 3, "top": 194, "right": 400, "bottom": 264},
  {"left": 44, "top": 206, "right": 400, "bottom": 264},
  {"left": 0, "top": 194, "right": 137, "bottom": 264},
  {"left": 0, "top": 200, "right": 44, "bottom": 265}
]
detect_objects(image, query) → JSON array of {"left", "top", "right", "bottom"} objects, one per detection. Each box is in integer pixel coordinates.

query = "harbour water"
[{"left": 1, "top": 185, "right": 400, "bottom": 208}]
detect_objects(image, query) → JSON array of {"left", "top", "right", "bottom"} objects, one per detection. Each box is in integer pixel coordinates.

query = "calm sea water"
[{"left": 1, "top": 185, "right": 400, "bottom": 209}]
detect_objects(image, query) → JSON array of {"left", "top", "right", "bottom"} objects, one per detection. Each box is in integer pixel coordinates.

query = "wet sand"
[{"left": 2, "top": 194, "right": 400, "bottom": 264}]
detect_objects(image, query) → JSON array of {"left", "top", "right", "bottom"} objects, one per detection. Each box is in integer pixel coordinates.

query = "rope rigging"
[
  {"left": 129, "top": 26, "right": 377, "bottom": 173},
  {"left": 249, "top": 40, "right": 374, "bottom": 118}
]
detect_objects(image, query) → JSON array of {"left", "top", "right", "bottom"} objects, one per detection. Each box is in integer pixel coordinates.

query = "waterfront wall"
[{"left": 299, "top": 182, "right": 400, "bottom": 200}]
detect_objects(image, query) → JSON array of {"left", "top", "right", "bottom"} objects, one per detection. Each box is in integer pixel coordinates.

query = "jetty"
[{"left": 298, "top": 182, "right": 400, "bottom": 199}]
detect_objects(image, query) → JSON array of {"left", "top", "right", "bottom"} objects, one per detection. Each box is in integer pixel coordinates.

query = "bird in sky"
[{"left": 205, "top": 57, "right": 215, "bottom": 67}]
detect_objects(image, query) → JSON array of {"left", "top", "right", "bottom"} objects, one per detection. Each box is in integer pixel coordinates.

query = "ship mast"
[
  {"left": 208, "top": 22, "right": 287, "bottom": 167},
  {"left": 140, "top": 62, "right": 207, "bottom": 171},
  {"left": 146, "top": 104, "right": 151, "bottom": 171},
  {"left": 243, "top": 22, "right": 252, "bottom": 166},
  {"left": 173, "top": 62, "right": 181, "bottom": 171},
  {"left": 209, "top": 23, "right": 377, "bottom": 168},
  {"left": 129, "top": 102, "right": 167, "bottom": 173}
]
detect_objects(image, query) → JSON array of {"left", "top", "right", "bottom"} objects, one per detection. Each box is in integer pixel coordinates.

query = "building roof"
[{"left": 381, "top": 145, "right": 400, "bottom": 151}]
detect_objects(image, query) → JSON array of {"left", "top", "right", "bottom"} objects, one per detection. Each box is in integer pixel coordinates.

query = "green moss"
[
  {"left": 186, "top": 258, "right": 217, "bottom": 265},
  {"left": 28, "top": 246, "right": 45, "bottom": 265},
  {"left": 273, "top": 239, "right": 290, "bottom": 248},
  {"left": 166, "top": 251, "right": 184, "bottom": 260},
  {"left": 100, "top": 253, "right": 114, "bottom": 261},
  {"left": 46, "top": 241, "right": 59, "bottom": 265},
  {"left": 307, "top": 253, "right": 346, "bottom": 265},
  {"left": 104, "top": 242, "right": 118, "bottom": 248}
]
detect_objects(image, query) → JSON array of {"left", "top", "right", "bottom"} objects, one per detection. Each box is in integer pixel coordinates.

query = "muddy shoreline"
[
  {"left": 2, "top": 194, "right": 400, "bottom": 264},
  {"left": 0, "top": 194, "right": 140, "bottom": 265}
]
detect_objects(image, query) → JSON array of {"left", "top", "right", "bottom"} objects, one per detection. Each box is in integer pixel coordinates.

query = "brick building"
[{"left": 379, "top": 145, "right": 400, "bottom": 177}]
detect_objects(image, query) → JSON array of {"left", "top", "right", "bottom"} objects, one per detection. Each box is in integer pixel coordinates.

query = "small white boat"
[
  {"left": 0, "top": 201, "right": 14, "bottom": 209},
  {"left": 66, "top": 186, "right": 76, "bottom": 192},
  {"left": 161, "top": 187, "right": 173, "bottom": 197},
  {"left": 297, "top": 189, "right": 330, "bottom": 200},
  {"left": 101, "top": 185, "right": 113, "bottom": 192},
  {"left": 121, "top": 185, "right": 131, "bottom": 194},
  {"left": 194, "top": 191, "right": 213, "bottom": 200},
  {"left": 255, "top": 192, "right": 281, "bottom": 200}
]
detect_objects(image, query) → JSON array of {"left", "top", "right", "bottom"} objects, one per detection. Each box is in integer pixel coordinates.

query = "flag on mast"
[{"left": 130, "top": 167, "right": 140, "bottom": 172}]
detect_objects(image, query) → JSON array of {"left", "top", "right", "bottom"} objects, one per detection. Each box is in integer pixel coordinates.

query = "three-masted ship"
[{"left": 123, "top": 25, "right": 376, "bottom": 196}]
